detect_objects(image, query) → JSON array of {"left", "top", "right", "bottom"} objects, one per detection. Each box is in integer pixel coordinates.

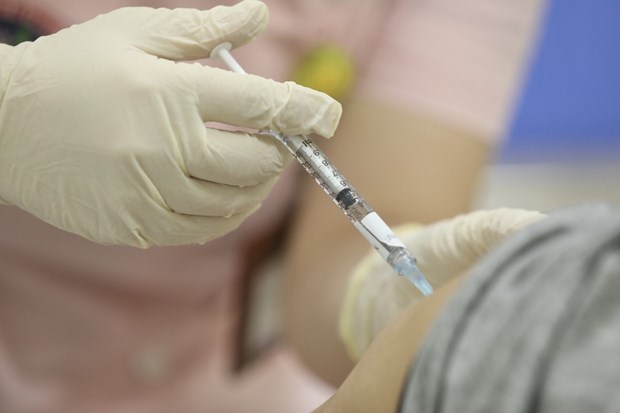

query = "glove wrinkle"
[{"left": 0, "top": 3, "right": 340, "bottom": 246}]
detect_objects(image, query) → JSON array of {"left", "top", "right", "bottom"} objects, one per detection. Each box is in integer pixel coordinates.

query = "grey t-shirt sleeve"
[{"left": 398, "top": 204, "right": 620, "bottom": 413}]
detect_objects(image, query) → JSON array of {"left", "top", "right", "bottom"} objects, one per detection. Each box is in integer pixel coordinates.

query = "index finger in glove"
[
  {"left": 102, "top": 1, "right": 269, "bottom": 61},
  {"left": 177, "top": 62, "right": 342, "bottom": 138}
]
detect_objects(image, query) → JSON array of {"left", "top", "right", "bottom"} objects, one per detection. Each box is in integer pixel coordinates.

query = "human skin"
[
  {"left": 2, "top": 0, "right": 492, "bottom": 395},
  {"left": 283, "top": 96, "right": 490, "bottom": 385},
  {"left": 312, "top": 273, "right": 466, "bottom": 413}
]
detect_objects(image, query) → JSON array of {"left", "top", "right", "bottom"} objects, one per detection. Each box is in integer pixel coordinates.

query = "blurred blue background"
[
  {"left": 500, "top": 0, "right": 620, "bottom": 163},
  {"left": 477, "top": 0, "right": 619, "bottom": 211}
]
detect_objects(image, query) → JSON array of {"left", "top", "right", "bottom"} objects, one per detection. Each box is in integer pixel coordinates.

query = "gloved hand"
[
  {"left": 0, "top": 0, "right": 341, "bottom": 247},
  {"left": 340, "top": 208, "right": 546, "bottom": 360}
]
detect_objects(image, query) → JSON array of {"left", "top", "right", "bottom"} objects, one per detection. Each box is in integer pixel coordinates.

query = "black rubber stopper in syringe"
[{"left": 336, "top": 188, "right": 358, "bottom": 208}]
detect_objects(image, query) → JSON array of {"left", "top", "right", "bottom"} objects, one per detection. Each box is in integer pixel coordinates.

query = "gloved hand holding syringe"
[{"left": 211, "top": 43, "right": 433, "bottom": 296}]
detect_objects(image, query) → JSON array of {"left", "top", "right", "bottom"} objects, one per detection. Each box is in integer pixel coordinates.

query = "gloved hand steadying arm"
[
  {"left": 0, "top": 0, "right": 341, "bottom": 247},
  {"left": 340, "top": 208, "right": 546, "bottom": 361}
]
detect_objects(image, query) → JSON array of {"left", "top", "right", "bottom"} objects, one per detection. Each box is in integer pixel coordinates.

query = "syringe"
[{"left": 211, "top": 43, "right": 433, "bottom": 296}]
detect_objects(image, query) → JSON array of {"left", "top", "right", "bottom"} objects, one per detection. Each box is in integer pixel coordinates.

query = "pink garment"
[
  {"left": 0, "top": 171, "right": 330, "bottom": 413},
  {"left": 0, "top": 0, "right": 546, "bottom": 412}
]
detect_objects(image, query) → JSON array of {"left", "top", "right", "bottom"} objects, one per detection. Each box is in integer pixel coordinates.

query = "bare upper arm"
[{"left": 313, "top": 273, "right": 466, "bottom": 413}]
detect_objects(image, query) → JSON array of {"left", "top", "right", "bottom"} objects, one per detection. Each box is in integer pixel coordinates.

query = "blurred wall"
[
  {"left": 477, "top": 0, "right": 620, "bottom": 211},
  {"left": 502, "top": 0, "right": 620, "bottom": 163}
]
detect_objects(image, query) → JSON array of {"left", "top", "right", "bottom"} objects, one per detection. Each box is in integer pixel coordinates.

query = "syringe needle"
[{"left": 210, "top": 43, "right": 433, "bottom": 296}]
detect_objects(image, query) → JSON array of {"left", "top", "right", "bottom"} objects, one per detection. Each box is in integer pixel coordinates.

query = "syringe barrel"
[
  {"left": 264, "top": 130, "right": 408, "bottom": 260},
  {"left": 264, "top": 131, "right": 373, "bottom": 221},
  {"left": 212, "top": 43, "right": 433, "bottom": 295}
]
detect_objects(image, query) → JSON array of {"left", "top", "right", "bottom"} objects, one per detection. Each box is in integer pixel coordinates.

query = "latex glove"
[
  {"left": 0, "top": 1, "right": 341, "bottom": 247},
  {"left": 340, "top": 208, "right": 546, "bottom": 360}
]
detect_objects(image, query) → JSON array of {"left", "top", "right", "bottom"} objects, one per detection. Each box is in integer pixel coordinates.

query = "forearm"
[{"left": 282, "top": 96, "right": 491, "bottom": 385}]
